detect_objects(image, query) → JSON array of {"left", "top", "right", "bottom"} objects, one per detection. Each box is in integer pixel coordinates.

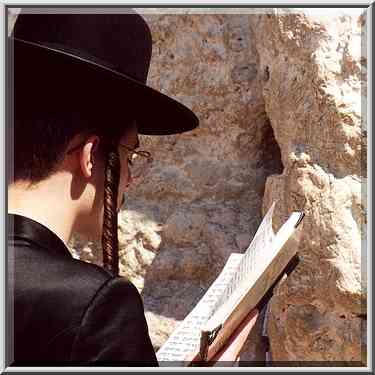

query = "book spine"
[
  {"left": 294, "top": 212, "right": 305, "bottom": 228},
  {"left": 199, "top": 325, "right": 222, "bottom": 362}
]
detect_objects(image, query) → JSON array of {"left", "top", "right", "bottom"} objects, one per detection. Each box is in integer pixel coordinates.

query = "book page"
[
  {"left": 156, "top": 253, "right": 243, "bottom": 365},
  {"left": 204, "top": 209, "right": 303, "bottom": 335},
  {"left": 209, "top": 203, "right": 276, "bottom": 321}
]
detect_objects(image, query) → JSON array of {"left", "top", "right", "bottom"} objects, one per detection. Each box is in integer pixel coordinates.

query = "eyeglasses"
[
  {"left": 66, "top": 141, "right": 153, "bottom": 180},
  {"left": 119, "top": 144, "right": 153, "bottom": 180}
]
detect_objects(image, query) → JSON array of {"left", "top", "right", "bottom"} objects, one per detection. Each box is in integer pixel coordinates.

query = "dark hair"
[{"left": 12, "top": 115, "right": 91, "bottom": 183}]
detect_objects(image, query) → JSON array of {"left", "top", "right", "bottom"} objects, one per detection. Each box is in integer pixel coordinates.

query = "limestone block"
[{"left": 250, "top": 9, "right": 366, "bottom": 364}]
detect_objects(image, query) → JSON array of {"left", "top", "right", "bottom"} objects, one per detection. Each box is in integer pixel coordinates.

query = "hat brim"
[{"left": 11, "top": 38, "right": 199, "bottom": 136}]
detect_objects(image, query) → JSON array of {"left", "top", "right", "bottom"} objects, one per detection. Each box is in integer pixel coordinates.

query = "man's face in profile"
[{"left": 73, "top": 122, "right": 140, "bottom": 243}]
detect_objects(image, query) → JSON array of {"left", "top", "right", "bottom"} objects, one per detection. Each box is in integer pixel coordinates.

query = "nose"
[{"left": 127, "top": 169, "right": 133, "bottom": 185}]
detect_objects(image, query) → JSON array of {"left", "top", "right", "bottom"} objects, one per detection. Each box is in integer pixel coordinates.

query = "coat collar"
[{"left": 8, "top": 214, "right": 72, "bottom": 259}]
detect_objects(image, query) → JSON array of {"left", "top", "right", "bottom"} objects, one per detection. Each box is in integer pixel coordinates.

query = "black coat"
[{"left": 7, "top": 214, "right": 158, "bottom": 367}]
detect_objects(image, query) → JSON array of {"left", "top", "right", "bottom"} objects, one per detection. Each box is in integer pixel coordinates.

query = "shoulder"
[
  {"left": 52, "top": 259, "right": 139, "bottom": 321},
  {"left": 70, "top": 274, "right": 158, "bottom": 364},
  {"left": 58, "top": 260, "right": 146, "bottom": 330},
  {"left": 12, "top": 237, "right": 116, "bottom": 325},
  {"left": 64, "top": 259, "right": 143, "bottom": 308},
  {"left": 80, "top": 273, "right": 144, "bottom": 320},
  {"left": 61, "top": 258, "right": 114, "bottom": 297}
]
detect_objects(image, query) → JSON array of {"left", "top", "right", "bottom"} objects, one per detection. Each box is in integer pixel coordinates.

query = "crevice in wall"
[{"left": 260, "top": 117, "right": 283, "bottom": 175}]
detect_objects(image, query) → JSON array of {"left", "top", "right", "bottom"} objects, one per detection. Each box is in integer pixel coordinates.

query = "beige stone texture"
[
  {"left": 250, "top": 9, "right": 366, "bottom": 364},
  {"left": 125, "top": 14, "right": 278, "bottom": 362}
]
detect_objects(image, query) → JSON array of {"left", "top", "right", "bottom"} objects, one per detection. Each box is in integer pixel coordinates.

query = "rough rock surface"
[
  {"left": 71, "top": 12, "right": 282, "bottom": 362},
  {"left": 122, "top": 13, "right": 282, "bottom": 361},
  {"left": 71, "top": 10, "right": 366, "bottom": 364},
  {"left": 9, "top": 7, "right": 366, "bottom": 365},
  {"left": 250, "top": 9, "right": 366, "bottom": 364}
]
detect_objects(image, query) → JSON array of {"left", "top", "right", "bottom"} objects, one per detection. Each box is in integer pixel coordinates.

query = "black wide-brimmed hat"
[{"left": 10, "top": 10, "right": 199, "bottom": 135}]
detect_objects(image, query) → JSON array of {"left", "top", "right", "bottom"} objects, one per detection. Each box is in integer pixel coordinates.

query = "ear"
[{"left": 79, "top": 136, "right": 100, "bottom": 178}]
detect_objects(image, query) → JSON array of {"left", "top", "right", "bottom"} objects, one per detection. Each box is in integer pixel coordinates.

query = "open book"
[{"left": 156, "top": 202, "right": 304, "bottom": 365}]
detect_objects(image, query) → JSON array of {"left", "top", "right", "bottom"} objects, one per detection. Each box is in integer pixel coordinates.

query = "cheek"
[
  {"left": 120, "top": 159, "right": 131, "bottom": 188},
  {"left": 117, "top": 161, "right": 131, "bottom": 208}
]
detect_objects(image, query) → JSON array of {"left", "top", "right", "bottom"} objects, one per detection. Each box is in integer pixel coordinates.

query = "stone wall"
[
  {"left": 117, "top": 12, "right": 283, "bottom": 359},
  {"left": 71, "top": 10, "right": 366, "bottom": 364},
  {"left": 250, "top": 9, "right": 366, "bottom": 364},
  {"left": 71, "top": 11, "right": 282, "bottom": 361}
]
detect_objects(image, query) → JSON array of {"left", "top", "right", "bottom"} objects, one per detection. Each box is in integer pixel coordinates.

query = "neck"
[{"left": 8, "top": 176, "right": 77, "bottom": 245}]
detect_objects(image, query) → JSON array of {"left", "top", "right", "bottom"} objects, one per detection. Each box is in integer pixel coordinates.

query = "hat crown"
[{"left": 12, "top": 12, "right": 152, "bottom": 83}]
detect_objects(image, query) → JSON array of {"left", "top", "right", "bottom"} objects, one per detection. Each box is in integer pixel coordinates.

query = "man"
[{"left": 7, "top": 10, "right": 258, "bottom": 366}]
